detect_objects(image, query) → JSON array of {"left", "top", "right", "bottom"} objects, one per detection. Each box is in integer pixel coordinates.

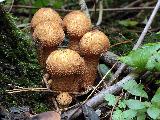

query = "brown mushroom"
[
  {"left": 32, "top": 21, "right": 65, "bottom": 67},
  {"left": 46, "top": 49, "right": 85, "bottom": 92},
  {"left": 63, "top": 11, "right": 91, "bottom": 53},
  {"left": 79, "top": 30, "right": 110, "bottom": 88},
  {"left": 56, "top": 92, "right": 72, "bottom": 107},
  {"left": 31, "top": 8, "right": 63, "bottom": 30}
]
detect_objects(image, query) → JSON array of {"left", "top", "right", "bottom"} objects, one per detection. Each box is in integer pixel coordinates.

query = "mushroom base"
[
  {"left": 82, "top": 57, "right": 99, "bottom": 89},
  {"left": 50, "top": 74, "right": 83, "bottom": 92}
]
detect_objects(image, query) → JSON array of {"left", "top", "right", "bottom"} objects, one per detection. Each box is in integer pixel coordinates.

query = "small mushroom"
[
  {"left": 46, "top": 49, "right": 85, "bottom": 92},
  {"left": 32, "top": 21, "right": 65, "bottom": 67},
  {"left": 31, "top": 8, "right": 63, "bottom": 30},
  {"left": 79, "top": 30, "right": 110, "bottom": 88},
  {"left": 56, "top": 92, "right": 72, "bottom": 107},
  {"left": 63, "top": 11, "right": 91, "bottom": 53}
]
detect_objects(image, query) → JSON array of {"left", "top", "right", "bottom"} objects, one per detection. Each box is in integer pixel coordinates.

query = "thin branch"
[
  {"left": 96, "top": 0, "right": 103, "bottom": 26},
  {"left": 110, "top": 40, "right": 132, "bottom": 48},
  {"left": 11, "top": 5, "right": 155, "bottom": 12},
  {"left": 124, "top": 0, "right": 142, "bottom": 8},
  {"left": 8, "top": 0, "right": 14, "bottom": 12},
  {"left": 133, "top": 0, "right": 160, "bottom": 50},
  {"left": 108, "top": 0, "right": 160, "bottom": 86},
  {"left": 79, "top": 0, "right": 90, "bottom": 19},
  {"left": 83, "top": 63, "right": 117, "bottom": 103},
  {"left": 65, "top": 63, "right": 117, "bottom": 119}
]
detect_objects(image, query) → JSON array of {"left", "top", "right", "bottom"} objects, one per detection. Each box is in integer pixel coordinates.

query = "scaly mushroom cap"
[
  {"left": 33, "top": 21, "right": 65, "bottom": 47},
  {"left": 31, "top": 8, "right": 63, "bottom": 29},
  {"left": 63, "top": 10, "right": 91, "bottom": 40},
  {"left": 56, "top": 92, "right": 72, "bottom": 106},
  {"left": 46, "top": 49, "right": 85, "bottom": 76},
  {"left": 79, "top": 30, "right": 110, "bottom": 56}
]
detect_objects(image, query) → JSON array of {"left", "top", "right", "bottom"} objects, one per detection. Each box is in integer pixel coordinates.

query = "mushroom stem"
[
  {"left": 82, "top": 56, "right": 99, "bottom": 89},
  {"left": 68, "top": 40, "right": 80, "bottom": 54},
  {"left": 50, "top": 74, "right": 83, "bottom": 92}
]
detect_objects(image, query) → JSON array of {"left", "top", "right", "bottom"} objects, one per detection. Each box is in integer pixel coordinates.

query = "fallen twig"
[
  {"left": 96, "top": 0, "right": 103, "bottom": 26},
  {"left": 110, "top": 40, "right": 132, "bottom": 48},
  {"left": 11, "top": 5, "right": 155, "bottom": 12},
  {"left": 62, "top": 73, "right": 139, "bottom": 119},
  {"left": 79, "top": 0, "right": 90, "bottom": 19}
]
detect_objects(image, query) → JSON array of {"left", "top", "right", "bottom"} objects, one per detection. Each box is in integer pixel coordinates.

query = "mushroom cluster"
[{"left": 31, "top": 8, "right": 110, "bottom": 106}]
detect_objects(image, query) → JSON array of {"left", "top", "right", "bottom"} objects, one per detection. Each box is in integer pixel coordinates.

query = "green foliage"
[
  {"left": 123, "top": 109, "right": 137, "bottom": 119},
  {"left": 119, "top": 43, "right": 160, "bottom": 72},
  {"left": 104, "top": 94, "right": 117, "bottom": 106},
  {"left": 99, "top": 64, "right": 112, "bottom": 79},
  {"left": 118, "top": 19, "right": 138, "bottom": 27},
  {"left": 125, "top": 99, "right": 145, "bottom": 110},
  {"left": 0, "top": 5, "right": 42, "bottom": 86},
  {"left": 104, "top": 80, "right": 160, "bottom": 119},
  {"left": 147, "top": 107, "right": 160, "bottom": 119},
  {"left": 122, "top": 80, "right": 148, "bottom": 98}
]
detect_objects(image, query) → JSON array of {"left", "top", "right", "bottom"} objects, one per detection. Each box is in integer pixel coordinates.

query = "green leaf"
[
  {"left": 122, "top": 80, "right": 148, "bottom": 98},
  {"left": 118, "top": 19, "right": 138, "bottom": 27},
  {"left": 125, "top": 99, "right": 145, "bottom": 110},
  {"left": 146, "top": 51, "right": 160, "bottom": 72},
  {"left": 147, "top": 107, "right": 160, "bottom": 119},
  {"left": 104, "top": 94, "right": 117, "bottom": 106},
  {"left": 99, "top": 64, "right": 111, "bottom": 77},
  {"left": 118, "top": 100, "right": 126, "bottom": 109},
  {"left": 151, "top": 88, "right": 160, "bottom": 103},
  {"left": 137, "top": 113, "right": 146, "bottom": 120},
  {"left": 119, "top": 43, "right": 160, "bottom": 71},
  {"left": 123, "top": 109, "right": 137, "bottom": 119},
  {"left": 112, "top": 109, "right": 124, "bottom": 120}
]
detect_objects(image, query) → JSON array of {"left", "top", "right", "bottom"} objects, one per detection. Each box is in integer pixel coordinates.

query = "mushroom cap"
[
  {"left": 79, "top": 30, "right": 110, "bottom": 56},
  {"left": 46, "top": 49, "right": 85, "bottom": 76},
  {"left": 31, "top": 8, "right": 63, "bottom": 29},
  {"left": 63, "top": 10, "right": 91, "bottom": 40},
  {"left": 33, "top": 21, "right": 65, "bottom": 47},
  {"left": 56, "top": 92, "right": 72, "bottom": 106}
]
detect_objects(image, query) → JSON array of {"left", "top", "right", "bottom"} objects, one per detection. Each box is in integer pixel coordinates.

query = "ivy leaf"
[
  {"left": 119, "top": 43, "right": 160, "bottom": 71},
  {"left": 123, "top": 109, "right": 137, "bottom": 119},
  {"left": 112, "top": 109, "right": 124, "bottom": 120},
  {"left": 137, "top": 113, "right": 146, "bottom": 120},
  {"left": 125, "top": 99, "right": 145, "bottom": 110},
  {"left": 122, "top": 80, "right": 148, "bottom": 98},
  {"left": 118, "top": 100, "right": 126, "bottom": 109},
  {"left": 147, "top": 107, "right": 160, "bottom": 119},
  {"left": 104, "top": 94, "right": 117, "bottom": 106},
  {"left": 151, "top": 88, "right": 160, "bottom": 103},
  {"left": 146, "top": 51, "right": 160, "bottom": 72}
]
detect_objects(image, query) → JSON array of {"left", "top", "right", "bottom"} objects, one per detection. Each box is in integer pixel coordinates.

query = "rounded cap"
[
  {"left": 63, "top": 10, "right": 91, "bottom": 40},
  {"left": 46, "top": 49, "right": 85, "bottom": 76},
  {"left": 79, "top": 30, "right": 110, "bottom": 56},
  {"left": 31, "top": 8, "right": 63, "bottom": 29},
  {"left": 33, "top": 21, "right": 65, "bottom": 47},
  {"left": 56, "top": 92, "right": 72, "bottom": 106}
]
